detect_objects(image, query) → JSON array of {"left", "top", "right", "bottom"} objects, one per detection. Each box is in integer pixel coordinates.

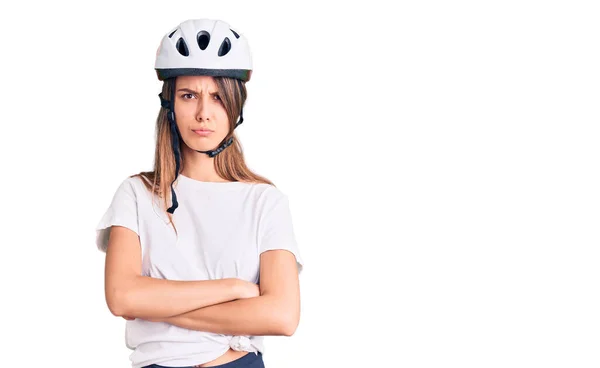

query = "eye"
[
  {"left": 213, "top": 94, "right": 221, "bottom": 101},
  {"left": 181, "top": 93, "right": 195, "bottom": 100}
]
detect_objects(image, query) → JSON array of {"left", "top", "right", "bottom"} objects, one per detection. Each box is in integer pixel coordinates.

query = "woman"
[{"left": 95, "top": 19, "right": 304, "bottom": 368}]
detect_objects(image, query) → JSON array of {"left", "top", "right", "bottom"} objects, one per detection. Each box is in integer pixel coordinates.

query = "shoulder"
[
  {"left": 126, "top": 174, "right": 159, "bottom": 192},
  {"left": 116, "top": 175, "right": 142, "bottom": 195},
  {"left": 106, "top": 174, "right": 153, "bottom": 203},
  {"left": 255, "top": 183, "right": 288, "bottom": 201},
  {"left": 252, "top": 184, "right": 293, "bottom": 217}
]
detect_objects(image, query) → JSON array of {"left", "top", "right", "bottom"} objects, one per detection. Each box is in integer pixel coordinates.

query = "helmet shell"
[{"left": 155, "top": 19, "right": 252, "bottom": 81}]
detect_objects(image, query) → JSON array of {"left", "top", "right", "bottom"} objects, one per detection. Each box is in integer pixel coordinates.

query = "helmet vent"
[
  {"left": 176, "top": 38, "right": 189, "bottom": 56},
  {"left": 218, "top": 37, "right": 231, "bottom": 57},
  {"left": 168, "top": 29, "right": 177, "bottom": 38},
  {"left": 197, "top": 31, "right": 210, "bottom": 50},
  {"left": 230, "top": 29, "right": 240, "bottom": 39}
]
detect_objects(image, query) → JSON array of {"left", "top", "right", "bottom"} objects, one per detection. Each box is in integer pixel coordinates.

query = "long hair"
[{"left": 131, "top": 76, "right": 274, "bottom": 233}]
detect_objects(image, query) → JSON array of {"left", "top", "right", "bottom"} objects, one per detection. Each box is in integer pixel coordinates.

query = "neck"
[{"left": 180, "top": 144, "right": 226, "bottom": 182}]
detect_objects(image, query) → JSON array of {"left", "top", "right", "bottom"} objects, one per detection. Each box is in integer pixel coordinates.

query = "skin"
[{"left": 174, "top": 75, "right": 233, "bottom": 183}]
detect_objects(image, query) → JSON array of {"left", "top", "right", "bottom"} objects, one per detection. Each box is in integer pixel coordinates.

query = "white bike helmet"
[
  {"left": 155, "top": 19, "right": 252, "bottom": 81},
  {"left": 154, "top": 19, "right": 252, "bottom": 214}
]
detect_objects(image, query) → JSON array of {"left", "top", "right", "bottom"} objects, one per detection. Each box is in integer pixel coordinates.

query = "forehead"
[{"left": 176, "top": 75, "right": 218, "bottom": 90}]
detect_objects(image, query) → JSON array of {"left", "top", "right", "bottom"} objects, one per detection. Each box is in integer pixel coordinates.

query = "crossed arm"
[{"left": 120, "top": 249, "right": 301, "bottom": 337}]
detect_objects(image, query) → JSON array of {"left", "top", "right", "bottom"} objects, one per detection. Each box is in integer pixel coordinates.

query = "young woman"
[{"left": 95, "top": 19, "right": 304, "bottom": 368}]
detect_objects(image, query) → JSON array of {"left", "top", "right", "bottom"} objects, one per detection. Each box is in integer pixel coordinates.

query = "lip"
[{"left": 193, "top": 129, "right": 213, "bottom": 136}]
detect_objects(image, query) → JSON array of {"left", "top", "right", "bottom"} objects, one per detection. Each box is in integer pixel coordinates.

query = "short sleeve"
[
  {"left": 95, "top": 178, "right": 140, "bottom": 253},
  {"left": 258, "top": 191, "right": 304, "bottom": 274}
]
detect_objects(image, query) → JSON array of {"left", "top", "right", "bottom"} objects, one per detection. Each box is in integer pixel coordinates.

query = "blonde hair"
[{"left": 131, "top": 76, "right": 274, "bottom": 234}]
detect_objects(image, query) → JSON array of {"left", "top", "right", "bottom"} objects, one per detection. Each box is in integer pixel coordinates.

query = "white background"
[{"left": 1, "top": 1, "right": 598, "bottom": 367}]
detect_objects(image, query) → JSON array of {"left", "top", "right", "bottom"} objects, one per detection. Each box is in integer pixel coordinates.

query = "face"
[{"left": 174, "top": 76, "right": 229, "bottom": 154}]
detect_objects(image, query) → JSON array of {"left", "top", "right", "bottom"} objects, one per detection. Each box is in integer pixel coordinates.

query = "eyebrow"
[{"left": 177, "top": 88, "right": 219, "bottom": 95}]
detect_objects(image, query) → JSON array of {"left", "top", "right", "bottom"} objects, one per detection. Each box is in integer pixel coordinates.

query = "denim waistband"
[{"left": 142, "top": 351, "right": 263, "bottom": 368}]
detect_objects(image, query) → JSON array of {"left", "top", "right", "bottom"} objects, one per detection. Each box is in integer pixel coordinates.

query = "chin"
[{"left": 182, "top": 137, "right": 219, "bottom": 152}]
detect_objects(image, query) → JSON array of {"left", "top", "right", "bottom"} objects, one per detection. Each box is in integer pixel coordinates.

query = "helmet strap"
[{"left": 160, "top": 87, "right": 183, "bottom": 214}]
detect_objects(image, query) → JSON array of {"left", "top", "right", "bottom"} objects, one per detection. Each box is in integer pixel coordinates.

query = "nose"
[{"left": 195, "top": 95, "right": 212, "bottom": 122}]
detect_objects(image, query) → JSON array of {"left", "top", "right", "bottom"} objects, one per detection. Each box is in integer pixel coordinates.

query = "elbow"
[
  {"left": 264, "top": 296, "right": 299, "bottom": 336},
  {"left": 268, "top": 294, "right": 301, "bottom": 336},
  {"left": 106, "top": 275, "right": 141, "bottom": 317},
  {"left": 281, "top": 320, "right": 298, "bottom": 337},
  {"left": 106, "top": 288, "right": 130, "bottom": 317},
  {"left": 279, "top": 309, "right": 300, "bottom": 337}
]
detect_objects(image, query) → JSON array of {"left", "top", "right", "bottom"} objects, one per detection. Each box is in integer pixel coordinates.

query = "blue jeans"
[{"left": 142, "top": 352, "right": 264, "bottom": 368}]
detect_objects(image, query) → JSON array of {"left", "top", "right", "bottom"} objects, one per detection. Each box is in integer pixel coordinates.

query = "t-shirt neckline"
[{"left": 177, "top": 173, "right": 250, "bottom": 190}]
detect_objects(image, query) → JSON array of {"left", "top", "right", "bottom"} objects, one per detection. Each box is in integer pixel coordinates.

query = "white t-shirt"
[{"left": 95, "top": 173, "right": 304, "bottom": 368}]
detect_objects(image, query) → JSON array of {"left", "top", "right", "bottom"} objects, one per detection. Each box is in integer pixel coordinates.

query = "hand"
[{"left": 236, "top": 279, "right": 260, "bottom": 299}]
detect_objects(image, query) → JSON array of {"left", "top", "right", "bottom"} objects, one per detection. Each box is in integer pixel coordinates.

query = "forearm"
[
  {"left": 117, "top": 276, "right": 239, "bottom": 319},
  {"left": 159, "top": 295, "right": 291, "bottom": 336}
]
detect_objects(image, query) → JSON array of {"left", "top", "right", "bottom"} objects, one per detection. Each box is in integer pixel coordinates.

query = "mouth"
[{"left": 193, "top": 129, "right": 213, "bottom": 136}]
